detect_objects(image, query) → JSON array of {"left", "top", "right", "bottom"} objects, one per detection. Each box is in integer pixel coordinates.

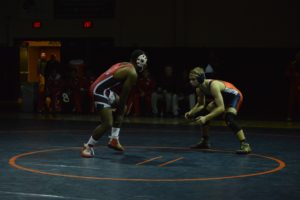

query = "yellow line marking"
[
  {"left": 136, "top": 156, "right": 162, "bottom": 165},
  {"left": 158, "top": 157, "right": 184, "bottom": 167},
  {"left": 8, "top": 146, "right": 286, "bottom": 182}
]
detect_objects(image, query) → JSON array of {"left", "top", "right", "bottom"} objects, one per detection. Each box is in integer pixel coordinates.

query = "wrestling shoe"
[
  {"left": 190, "top": 138, "right": 211, "bottom": 149},
  {"left": 108, "top": 137, "right": 124, "bottom": 151},
  {"left": 80, "top": 143, "right": 95, "bottom": 158},
  {"left": 236, "top": 142, "right": 252, "bottom": 154}
]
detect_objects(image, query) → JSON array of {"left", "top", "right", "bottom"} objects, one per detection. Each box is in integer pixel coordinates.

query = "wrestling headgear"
[
  {"left": 196, "top": 73, "right": 206, "bottom": 84},
  {"left": 131, "top": 49, "right": 148, "bottom": 72},
  {"left": 190, "top": 67, "right": 206, "bottom": 84}
]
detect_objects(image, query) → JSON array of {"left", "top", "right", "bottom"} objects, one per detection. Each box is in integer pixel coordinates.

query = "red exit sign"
[
  {"left": 83, "top": 21, "right": 93, "bottom": 29},
  {"left": 32, "top": 21, "right": 42, "bottom": 29}
]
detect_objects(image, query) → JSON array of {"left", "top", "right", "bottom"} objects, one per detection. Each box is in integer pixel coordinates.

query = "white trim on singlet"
[
  {"left": 93, "top": 75, "right": 121, "bottom": 97},
  {"left": 93, "top": 76, "right": 114, "bottom": 95},
  {"left": 95, "top": 101, "right": 110, "bottom": 108},
  {"left": 223, "top": 87, "right": 239, "bottom": 95},
  {"left": 94, "top": 89, "right": 109, "bottom": 99}
]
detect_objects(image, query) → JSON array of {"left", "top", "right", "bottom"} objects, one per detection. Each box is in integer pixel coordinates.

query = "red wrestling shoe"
[{"left": 108, "top": 138, "right": 124, "bottom": 152}]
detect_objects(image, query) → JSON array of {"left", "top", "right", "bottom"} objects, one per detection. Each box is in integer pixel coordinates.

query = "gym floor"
[{"left": 0, "top": 113, "right": 300, "bottom": 200}]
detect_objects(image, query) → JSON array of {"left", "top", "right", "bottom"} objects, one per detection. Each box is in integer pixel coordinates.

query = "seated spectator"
[
  {"left": 176, "top": 69, "right": 196, "bottom": 115},
  {"left": 126, "top": 69, "right": 155, "bottom": 117},
  {"left": 151, "top": 65, "right": 179, "bottom": 117},
  {"left": 136, "top": 69, "right": 156, "bottom": 116},
  {"left": 80, "top": 69, "right": 96, "bottom": 113},
  {"left": 69, "top": 68, "right": 83, "bottom": 113},
  {"left": 45, "top": 68, "right": 63, "bottom": 113}
]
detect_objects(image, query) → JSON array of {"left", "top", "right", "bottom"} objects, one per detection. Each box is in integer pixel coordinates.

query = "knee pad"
[{"left": 224, "top": 113, "right": 241, "bottom": 133}]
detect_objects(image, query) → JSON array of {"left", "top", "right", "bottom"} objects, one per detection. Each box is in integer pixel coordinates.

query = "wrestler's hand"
[
  {"left": 195, "top": 116, "right": 207, "bottom": 125},
  {"left": 184, "top": 112, "right": 193, "bottom": 120}
]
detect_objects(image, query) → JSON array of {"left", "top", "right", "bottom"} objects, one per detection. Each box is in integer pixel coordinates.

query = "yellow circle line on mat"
[{"left": 8, "top": 146, "right": 286, "bottom": 182}]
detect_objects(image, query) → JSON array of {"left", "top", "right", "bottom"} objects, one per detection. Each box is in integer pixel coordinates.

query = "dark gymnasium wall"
[
  {"left": 1, "top": 0, "right": 300, "bottom": 119},
  {"left": 1, "top": 44, "right": 297, "bottom": 120}
]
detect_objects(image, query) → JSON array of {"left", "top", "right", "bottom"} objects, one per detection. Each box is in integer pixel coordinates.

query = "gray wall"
[{"left": 1, "top": 0, "right": 299, "bottom": 47}]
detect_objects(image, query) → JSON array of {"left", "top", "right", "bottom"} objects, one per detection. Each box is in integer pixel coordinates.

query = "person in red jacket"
[
  {"left": 138, "top": 69, "right": 156, "bottom": 116},
  {"left": 128, "top": 69, "right": 156, "bottom": 116},
  {"left": 185, "top": 67, "right": 251, "bottom": 154},
  {"left": 80, "top": 50, "right": 148, "bottom": 158}
]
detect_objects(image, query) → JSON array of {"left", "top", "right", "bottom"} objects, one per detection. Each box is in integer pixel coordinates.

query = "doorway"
[
  {"left": 19, "top": 40, "right": 61, "bottom": 112},
  {"left": 19, "top": 40, "right": 61, "bottom": 83}
]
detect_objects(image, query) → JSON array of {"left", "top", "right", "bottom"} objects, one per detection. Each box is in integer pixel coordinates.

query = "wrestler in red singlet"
[{"left": 81, "top": 50, "right": 148, "bottom": 158}]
